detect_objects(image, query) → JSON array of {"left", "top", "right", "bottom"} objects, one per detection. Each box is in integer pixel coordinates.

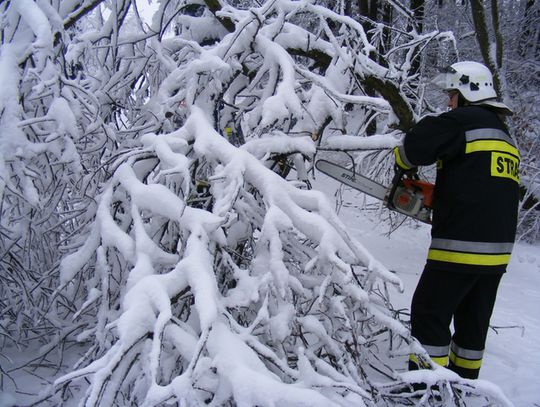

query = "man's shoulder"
[
  {"left": 442, "top": 105, "right": 498, "bottom": 125},
  {"left": 415, "top": 110, "right": 461, "bottom": 129},
  {"left": 412, "top": 106, "right": 501, "bottom": 135}
]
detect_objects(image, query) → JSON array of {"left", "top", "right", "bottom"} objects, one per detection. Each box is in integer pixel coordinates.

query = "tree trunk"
[
  {"left": 409, "top": 0, "right": 425, "bottom": 78},
  {"left": 344, "top": 0, "right": 353, "bottom": 17},
  {"left": 358, "top": 0, "right": 369, "bottom": 18},
  {"left": 357, "top": 0, "right": 378, "bottom": 38},
  {"left": 356, "top": 0, "right": 380, "bottom": 135},
  {"left": 380, "top": 2, "right": 393, "bottom": 66},
  {"left": 490, "top": 0, "right": 503, "bottom": 69},
  {"left": 410, "top": 0, "right": 425, "bottom": 34},
  {"left": 469, "top": 0, "right": 503, "bottom": 96},
  {"left": 518, "top": 0, "right": 539, "bottom": 58}
]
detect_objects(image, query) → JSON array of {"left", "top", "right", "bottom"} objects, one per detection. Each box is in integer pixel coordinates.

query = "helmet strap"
[{"left": 457, "top": 92, "right": 469, "bottom": 107}]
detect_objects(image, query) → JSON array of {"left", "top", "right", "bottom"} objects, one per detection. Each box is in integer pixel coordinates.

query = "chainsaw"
[{"left": 315, "top": 159, "right": 434, "bottom": 223}]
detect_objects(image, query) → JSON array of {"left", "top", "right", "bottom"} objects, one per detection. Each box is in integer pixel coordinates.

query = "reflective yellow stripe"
[
  {"left": 409, "top": 354, "right": 448, "bottom": 368},
  {"left": 431, "top": 356, "right": 449, "bottom": 367},
  {"left": 409, "top": 354, "right": 429, "bottom": 369},
  {"left": 428, "top": 249, "right": 510, "bottom": 266},
  {"left": 466, "top": 140, "right": 520, "bottom": 158},
  {"left": 394, "top": 147, "right": 413, "bottom": 170},
  {"left": 450, "top": 352, "right": 482, "bottom": 370}
]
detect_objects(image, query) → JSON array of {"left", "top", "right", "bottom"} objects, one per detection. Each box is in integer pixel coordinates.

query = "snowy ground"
[
  {"left": 1, "top": 174, "right": 539, "bottom": 407},
  {"left": 318, "top": 175, "right": 540, "bottom": 407}
]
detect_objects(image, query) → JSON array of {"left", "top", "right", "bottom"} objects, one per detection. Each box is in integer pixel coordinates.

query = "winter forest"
[{"left": 0, "top": 0, "right": 539, "bottom": 406}]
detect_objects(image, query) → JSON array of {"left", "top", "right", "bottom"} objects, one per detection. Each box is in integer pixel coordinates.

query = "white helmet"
[{"left": 432, "top": 61, "right": 497, "bottom": 102}]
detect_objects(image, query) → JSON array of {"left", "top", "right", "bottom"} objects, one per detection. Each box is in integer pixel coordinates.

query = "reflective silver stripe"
[
  {"left": 465, "top": 128, "right": 515, "bottom": 146},
  {"left": 423, "top": 344, "right": 449, "bottom": 357},
  {"left": 396, "top": 145, "right": 415, "bottom": 169},
  {"left": 451, "top": 342, "right": 484, "bottom": 360},
  {"left": 430, "top": 238, "right": 514, "bottom": 254}
]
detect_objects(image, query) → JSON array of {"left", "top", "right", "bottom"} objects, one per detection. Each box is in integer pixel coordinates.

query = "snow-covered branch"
[{"left": 1, "top": 1, "right": 525, "bottom": 406}]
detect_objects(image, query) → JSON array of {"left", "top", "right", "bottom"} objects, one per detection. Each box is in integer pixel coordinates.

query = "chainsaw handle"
[
  {"left": 387, "top": 167, "right": 405, "bottom": 209},
  {"left": 402, "top": 179, "right": 435, "bottom": 208},
  {"left": 387, "top": 168, "right": 434, "bottom": 210}
]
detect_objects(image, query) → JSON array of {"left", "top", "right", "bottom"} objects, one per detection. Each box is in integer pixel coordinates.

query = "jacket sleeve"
[{"left": 394, "top": 113, "right": 464, "bottom": 169}]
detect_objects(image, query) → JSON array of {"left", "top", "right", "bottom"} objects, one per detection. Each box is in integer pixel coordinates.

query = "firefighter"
[{"left": 394, "top": 61, "right": 520, "bottom": 379}]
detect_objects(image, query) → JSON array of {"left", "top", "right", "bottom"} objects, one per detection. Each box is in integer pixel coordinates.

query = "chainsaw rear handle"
[
  {"left": 402, "top": 178, "right": 434, "bottom": 208},
  {"left": 387, "top": 167, "right": 408, "bottom": 209}
]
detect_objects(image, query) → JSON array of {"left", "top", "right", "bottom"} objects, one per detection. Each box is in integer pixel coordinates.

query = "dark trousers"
[{"left": 410, "top": 266, "right": 502, "bottom": 379}]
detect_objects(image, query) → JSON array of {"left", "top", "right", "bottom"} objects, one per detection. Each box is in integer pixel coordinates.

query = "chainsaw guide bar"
[
  {"left": 315, "top": 159, "right": 433, "bottom": 224},
  {"left": 315, "top": 159, "right": 387, "bottom": 200}
]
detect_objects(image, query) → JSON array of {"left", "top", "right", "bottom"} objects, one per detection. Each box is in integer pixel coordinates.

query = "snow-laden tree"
[
  {"left": 0, "top": 0, "right": 124, "bottom": 350},
  {"left": 0, "top": 1, "right": 521, "bottom": 406}
]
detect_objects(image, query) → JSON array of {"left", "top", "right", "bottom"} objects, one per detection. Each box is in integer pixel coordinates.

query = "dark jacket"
[{"left": 394, "top": 105, "right": 520, "bottom": 274}]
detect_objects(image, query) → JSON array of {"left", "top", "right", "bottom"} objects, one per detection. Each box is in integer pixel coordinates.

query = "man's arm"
[{"left": 394, "top": 114, "right": 464, "bottom": 169}]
